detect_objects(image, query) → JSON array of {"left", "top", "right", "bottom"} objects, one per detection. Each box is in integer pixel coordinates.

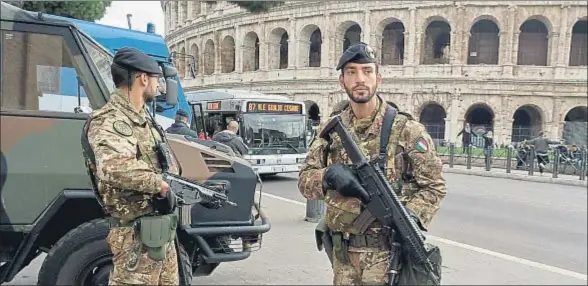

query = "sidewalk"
[{"left": 443, "top": 164, "right": 587, "bottom": 187}]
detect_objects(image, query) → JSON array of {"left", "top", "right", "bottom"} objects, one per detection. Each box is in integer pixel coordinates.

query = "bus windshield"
[{"left": 242, "top": 113, "right": 307, "bottom": 154}]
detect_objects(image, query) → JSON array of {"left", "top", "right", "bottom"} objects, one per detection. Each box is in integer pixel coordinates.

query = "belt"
[{"left": 347, "top": 232, "right": 389, "bottom": 249}]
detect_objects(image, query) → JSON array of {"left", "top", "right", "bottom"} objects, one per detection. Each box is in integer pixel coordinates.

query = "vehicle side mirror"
[
  {"left": 162, "top": 64, "right": 178, "bottom": 78},
  {"left": 165, "top": 78, "right": 178, "bottom": 106}
]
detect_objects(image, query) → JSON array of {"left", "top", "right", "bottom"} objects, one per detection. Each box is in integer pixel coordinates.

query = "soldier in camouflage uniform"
[
  {"left": 85, "top": 48, "right": 180, "bottom": 285},
  {"left": 298, "top": 42, "right": 447, "bottom": 285}
]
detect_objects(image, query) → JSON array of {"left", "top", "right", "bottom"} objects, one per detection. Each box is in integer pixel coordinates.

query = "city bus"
[{"left": 185, "top": 89, "right": 308, "bottom": 176}]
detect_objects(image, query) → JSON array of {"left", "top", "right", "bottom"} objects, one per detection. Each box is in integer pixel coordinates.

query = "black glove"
[
  {"left": 323, "top": 163, "right": 370, "bottom": 203},
  {"left": 153, "top": 189, "right": 177, "bottom": 214}
]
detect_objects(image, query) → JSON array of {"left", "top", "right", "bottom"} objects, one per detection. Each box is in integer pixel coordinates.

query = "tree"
[
  {"left": 227, "top": 1, "right": 284, "bottom": 13},
  {"left": 20, "top": 1, "right": 112, "bottom": 22}
]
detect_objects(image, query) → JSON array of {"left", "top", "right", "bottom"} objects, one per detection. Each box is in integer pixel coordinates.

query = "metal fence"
[{"left": 437, "top": 143, "right": 588, "bottom": 180}]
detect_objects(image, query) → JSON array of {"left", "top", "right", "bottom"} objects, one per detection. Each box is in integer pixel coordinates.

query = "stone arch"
[
  {"left": 569, "top": 19, "right": 587, "bottom": 66},
  {"left": 337, "top": 21, "right": 362, "bottom": 53},
  {"left": 220, "top": 36, "right": 236, "bottom": 73},
  {"left": 299, "top": 24, "right": 322, "bottom": 67},
  {"left": 419, "top": 103, "right": 447, "bottom": 142},
  {"left": 467, "top": 19, "right": 500, "bottom": 65},
  {"left": 464, "top": 103, "right": 495, "bottom": 143},
  {"left": 304, "top": 100, "right": 321, "bottom": 123},
  {"left": 268, "top": 27, "right": 289, "bottom": 70},
  {"left": 511, "top": 104, "right": 544, "bottom": 143},
  {"left": 243, "top": 31, "right": 260, "bottom": 72},
  {"left": 378, "top": 19, "right": 405, "bottom": 66},
  {"left": 203, "top": 39, "right": 215, "bottom": 75},
  {"left": 179, "top": 46, "right": 186, "bottom": 78},
  {"left": 562, "top": 106, "right": 588, "bottom": 146},
  {"left": 190, "top": 43, "right": 199, "bottom": 76},
  {"left": 517, "top": 18, "right": 550, "bottom": 66},
  {"left": 422, "top": 18, "right": 451, "bottom": 64}
]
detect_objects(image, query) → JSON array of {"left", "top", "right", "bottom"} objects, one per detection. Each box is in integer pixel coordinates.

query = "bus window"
[{"left": 206, "top": 113, "right": 224, "bottom": 137}]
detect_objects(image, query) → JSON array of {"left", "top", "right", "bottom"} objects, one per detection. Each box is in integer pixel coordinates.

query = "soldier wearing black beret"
[
  {"left": 299, "top": 42, "right": 447, "bottom": 285},
  {"left": 82, "top": 47, "right": 181, "bottom": 285}
]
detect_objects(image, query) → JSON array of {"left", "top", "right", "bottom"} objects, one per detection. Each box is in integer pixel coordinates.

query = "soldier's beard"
[
  {"left": 143, "top": 88, "right": 157, "bottom": 103},
  {"left": 345, "top": 84, "right": 378, "bottom": 104}
]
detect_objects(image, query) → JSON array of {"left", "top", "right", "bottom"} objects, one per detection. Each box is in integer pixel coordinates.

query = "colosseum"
[{"left": 162, "top": 0, "right": 588, "bottom": 147}]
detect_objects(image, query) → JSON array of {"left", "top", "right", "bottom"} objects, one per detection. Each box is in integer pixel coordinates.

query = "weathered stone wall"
[{"left": 162, "top": 0, "right": 588, "bottom": 146}]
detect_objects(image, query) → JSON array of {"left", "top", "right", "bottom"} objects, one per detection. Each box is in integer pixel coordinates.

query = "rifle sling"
[{"left": 353, "top": 106, "right": 411, "bottom": 233}]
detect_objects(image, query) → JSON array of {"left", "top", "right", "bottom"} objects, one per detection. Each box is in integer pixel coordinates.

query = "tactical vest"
[{"left": 322, "top": 102, "right": 415, "bottom": 182}]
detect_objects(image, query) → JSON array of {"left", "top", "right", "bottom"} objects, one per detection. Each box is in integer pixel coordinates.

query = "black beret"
[
  {"left": 176, "top": 109, "right": 188, "bottom": 117},
  {"left": 336, "top": 42, "right": 377, "bottom": 71},
  {"left": 113, "top": 47, "right": 162, "bottom": 75}
]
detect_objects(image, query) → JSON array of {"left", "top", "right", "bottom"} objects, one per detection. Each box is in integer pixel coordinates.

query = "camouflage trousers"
[
  {"left": 333, "top": 248, "right": 390, "bottom": 285},
  {"left": 106, "top": 226, "right": 179, "bottom": 285}
]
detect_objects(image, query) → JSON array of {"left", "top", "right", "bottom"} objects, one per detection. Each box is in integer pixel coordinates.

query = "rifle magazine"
[
  {"left": 178, "top": 204, "right": 192, "bottom": 227},
  {"left": 353, "top": 208, "right": 377, "bottom": 233}
]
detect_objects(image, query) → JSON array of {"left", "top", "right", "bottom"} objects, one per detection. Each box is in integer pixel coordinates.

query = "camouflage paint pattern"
[
  {"left": 107, "top": 226, "right": 178, "bottom": 285},
  {"left": 85, "top": 88, "right": 180, "bottom": 284},
  {"left": 0, "top": 112, "right": 93, "bottom": 225},
  {"left": 298, "top": 95, "right": 446, "bottom": 284},
  {"left": 86, "top": 88, "right": 180, "bottom": 222},
  {"left": 333, "top": 249, "right": 390, "bottom": 285}
]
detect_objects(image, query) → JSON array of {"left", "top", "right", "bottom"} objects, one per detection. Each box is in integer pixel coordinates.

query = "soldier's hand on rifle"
[
  {"left": 160, "top": 180, "right": 169, "bottom": 197},
  {"left": 323, "top": 163, "right": 370, "bottom": 203}
]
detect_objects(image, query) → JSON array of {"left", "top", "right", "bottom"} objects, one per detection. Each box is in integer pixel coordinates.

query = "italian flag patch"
[{"left": 415, "top": 137, "right": 429, "bottom": 152}]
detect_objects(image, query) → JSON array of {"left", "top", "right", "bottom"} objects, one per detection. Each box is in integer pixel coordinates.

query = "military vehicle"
[
  {"left": 44, "top": 11, "right": 195, "bottom": 130},
  {"left": 0, "top": 2, "right": 270, "bottom": 285}
]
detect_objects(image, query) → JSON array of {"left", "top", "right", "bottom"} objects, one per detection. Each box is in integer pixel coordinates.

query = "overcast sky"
[{"left": 96, "top": 1, "right": 166, "bottom": 35}]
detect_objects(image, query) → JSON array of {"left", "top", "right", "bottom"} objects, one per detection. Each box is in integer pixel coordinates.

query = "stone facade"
[{"left": 162, "top": 0, "right": 588, "bottom": 146}]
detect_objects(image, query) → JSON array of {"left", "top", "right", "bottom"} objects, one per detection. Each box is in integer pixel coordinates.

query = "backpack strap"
[
  {"left": 378, "top": 105, "right": 398, "bottom": 176},
  {"left": 80, "top": 115, "right": 111, "bottom": 215}
]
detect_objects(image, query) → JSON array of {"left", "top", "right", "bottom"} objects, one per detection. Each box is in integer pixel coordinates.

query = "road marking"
[{"left": 258, "top": 191, "right": 588, "bottom": 281}]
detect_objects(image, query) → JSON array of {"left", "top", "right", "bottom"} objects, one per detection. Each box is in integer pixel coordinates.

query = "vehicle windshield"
[
  {"left": 242, "top": 113, "right": 307, "bottom": 155},
  {"left": 77, "top": 33, "right": 168, "bottom": 99},
  {"left": 78, "top": 33, "right": 115, "bottom": 94}
]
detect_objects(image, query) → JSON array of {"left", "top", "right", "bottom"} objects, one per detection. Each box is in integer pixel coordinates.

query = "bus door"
[{"left": 190, "top": 103, "right": 208, "bottom": 139}]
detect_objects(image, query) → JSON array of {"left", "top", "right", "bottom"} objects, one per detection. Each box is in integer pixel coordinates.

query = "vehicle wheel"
[
  {"left": 177, "top": 240, "right": 193, "bottom": 285},
  {"left": 37, "top": 218, "right": 192, "bottom": 286},
  {"left": 37, "top": 218, "right": 112, "bottom": 286}
]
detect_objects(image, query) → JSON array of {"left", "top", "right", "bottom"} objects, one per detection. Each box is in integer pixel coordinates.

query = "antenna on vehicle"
[{"left": 126, "top": 14, "right": 133, "bottom": 30}]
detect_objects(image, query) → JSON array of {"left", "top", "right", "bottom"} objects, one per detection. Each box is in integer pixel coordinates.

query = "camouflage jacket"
[
  {"left": 86, "top": 88, "right": 179, "bottom": 222},
  {"left": 298, "top": 95, "right": 446, "bottom": 235}
]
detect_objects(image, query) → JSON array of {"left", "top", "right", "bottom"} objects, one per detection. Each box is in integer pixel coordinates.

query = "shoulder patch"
[
  {"left": 113, "top": 120, "right": 133, "bottom": 137},
  {"left": 414, "top": 136, "right": 429, "bottom": 152}
]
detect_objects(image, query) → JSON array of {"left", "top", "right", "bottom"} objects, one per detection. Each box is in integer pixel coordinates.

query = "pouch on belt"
[
  {"left": 139, "top": 213, "right": 178, "bottom": 261},
  {"left": 314, "top": 217, "right": 334, "bottom": 266}
]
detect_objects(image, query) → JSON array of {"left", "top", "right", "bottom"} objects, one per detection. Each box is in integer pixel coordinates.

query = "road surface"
[
  {"left": 4, "top": 173, "right": 586, "bottom": 285},
  {"left": 263, "top": 172, "right": 588, "bottom": 275}
]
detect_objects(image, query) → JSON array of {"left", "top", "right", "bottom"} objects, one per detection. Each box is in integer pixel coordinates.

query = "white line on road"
[{"left": 259, "top": 191, "right": 588, "bottom": 281}]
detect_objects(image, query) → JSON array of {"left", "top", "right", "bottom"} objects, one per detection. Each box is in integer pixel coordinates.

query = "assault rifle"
[
  {"left": 319, "top": 115, "right": 441, "bottom": 285},
  {"left": 161, "top": 172, "right": 237, "bottom": 208}
]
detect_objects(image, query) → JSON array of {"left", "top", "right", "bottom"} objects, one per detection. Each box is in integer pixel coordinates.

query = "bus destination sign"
[
  {"left": 207, "top": 101, "right": 221, "bottom": 110},
  {"left": 246, "top": 101, "right": 302, "bottom": 114}
]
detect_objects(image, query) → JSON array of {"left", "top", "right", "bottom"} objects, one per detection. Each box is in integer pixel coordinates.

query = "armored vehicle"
[{"left": 0, "top": 2, "right": 270, "bottom": 285}]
